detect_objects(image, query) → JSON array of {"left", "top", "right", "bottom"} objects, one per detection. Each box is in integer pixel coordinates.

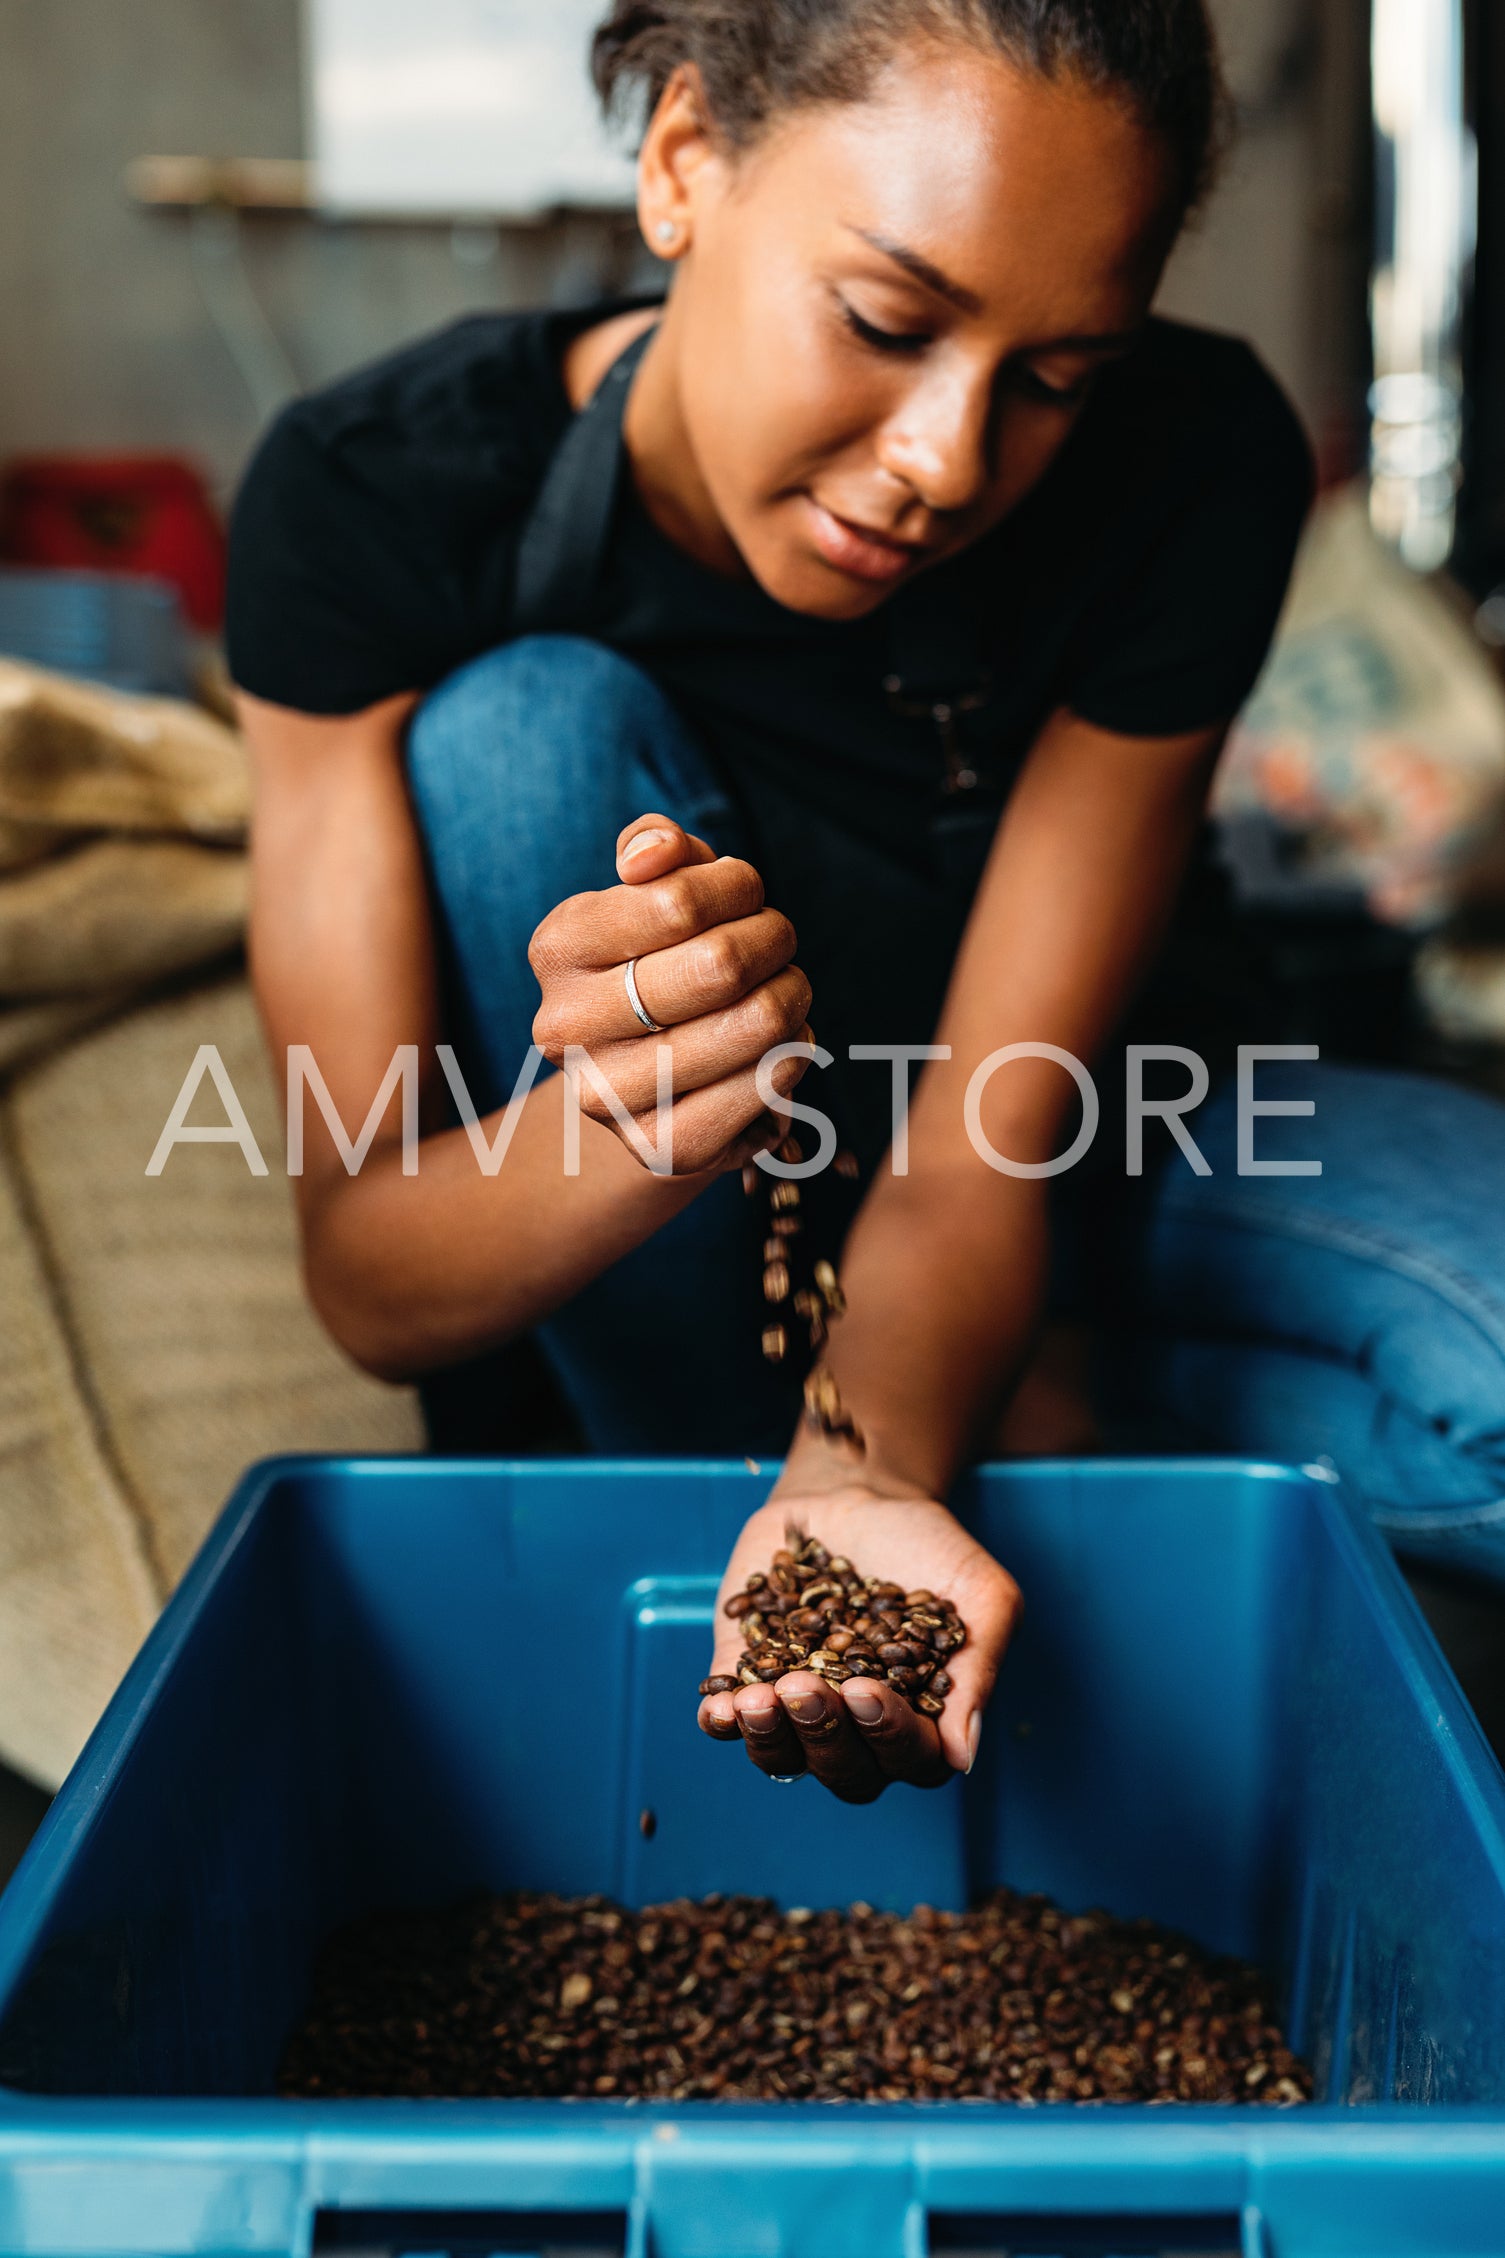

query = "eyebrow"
[{"left": 846, "top": 226, "right": 1144, "bottom": 353}]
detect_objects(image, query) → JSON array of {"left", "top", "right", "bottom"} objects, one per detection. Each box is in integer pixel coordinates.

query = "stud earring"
[{"left": 655, "top": 220, "right": 678, "bottom": 248}]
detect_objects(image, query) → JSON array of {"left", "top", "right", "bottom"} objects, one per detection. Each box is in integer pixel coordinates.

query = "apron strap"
[{"left": 512, "top": 325, "right": 656, "bottom": 636}]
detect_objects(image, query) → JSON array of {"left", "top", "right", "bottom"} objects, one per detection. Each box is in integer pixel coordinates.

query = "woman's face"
[{"left": 636, "top": 37, "right": 1180, "bottom": 619}]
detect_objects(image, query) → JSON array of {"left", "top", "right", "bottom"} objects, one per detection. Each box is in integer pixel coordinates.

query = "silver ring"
[{"left": 624, "top": 958, "right": 663, "bottom": 1033}]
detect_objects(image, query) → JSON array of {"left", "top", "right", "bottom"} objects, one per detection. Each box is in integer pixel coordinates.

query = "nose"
[{"left": 874, "top": 363, "right": 993, "bottom": 517}]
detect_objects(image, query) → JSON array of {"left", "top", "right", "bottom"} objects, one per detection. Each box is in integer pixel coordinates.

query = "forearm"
[
  {"left": 772, "top": 716, "right": 1223, "bottom": 1502},
  {"left": 777, "top": 1161, "right": 1050, "bottom": 1501},
  {"left": 303, "top": 1073, "right": 708, "bottom": 1379}
]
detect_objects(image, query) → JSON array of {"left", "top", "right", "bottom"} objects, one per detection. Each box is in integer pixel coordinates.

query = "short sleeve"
[
  {"left": 225, "top": 402, "right": 457, "bottom": 715},
  {"left": 1063, "top": 368, "right": 1315, "bottom": 740}
]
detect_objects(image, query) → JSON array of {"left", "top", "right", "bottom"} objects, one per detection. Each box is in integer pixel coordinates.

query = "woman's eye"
[
  {"left": 1015, "top": 366, "right": 1093, "bottom": 408},
  {"left": 841, "top": 303, "right": 930, "bottom": 355}
]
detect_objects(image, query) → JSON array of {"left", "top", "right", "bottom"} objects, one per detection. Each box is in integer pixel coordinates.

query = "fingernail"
[
  {"left": 965, "top": 1711, "right": 983, "bottom": 1775},
  {"left": 787, "top": 1692, "right": 826, "bottom": 1725},
  {"left": 741, "top": 1703, "right": 780, "bottom": 1739},
  {"left": 621, "top": 827, "right": 673, "bottom": 862},
  {"left": 845, "top": 1687, "right": 883, "bottom": 1726}
]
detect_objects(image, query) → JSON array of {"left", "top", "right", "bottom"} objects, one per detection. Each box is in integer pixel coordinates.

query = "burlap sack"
[
  {"left": 0, "top": 974, "right": 422, "bottom": 1778},
  {"left": 0, "top": 837, "right": 246, "bottom": 997},
  {"left": 0, "top": 658, "right": 249, "bottom": 854},
  {"left": 0, "top": 659, "right": 252, "bottom": 1073},
  {"left": 0, "top": 1141, "right": 160, "bottom": 1789}
]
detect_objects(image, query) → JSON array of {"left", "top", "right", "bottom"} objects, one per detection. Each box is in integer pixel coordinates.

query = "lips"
[{"left": 804, "top": 497, "right": 930, "bottom": 585}]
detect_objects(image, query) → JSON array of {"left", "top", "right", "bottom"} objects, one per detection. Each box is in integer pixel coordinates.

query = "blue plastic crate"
[
  {"left": 0, "top": 1457, "right": 1503, "bottom": 2257},
  {"left": 0, "top": 566, "right": 190, "bottom": 696}
]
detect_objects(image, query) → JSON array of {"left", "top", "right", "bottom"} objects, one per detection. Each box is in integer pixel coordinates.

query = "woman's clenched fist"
[{"left": 528, "top": 814, "right": 815, "bottom": 1176}]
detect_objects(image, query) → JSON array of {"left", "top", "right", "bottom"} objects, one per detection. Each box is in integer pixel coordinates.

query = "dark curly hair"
[{"left": 592, "top": 0, "right": 1229, "bottom": 223}]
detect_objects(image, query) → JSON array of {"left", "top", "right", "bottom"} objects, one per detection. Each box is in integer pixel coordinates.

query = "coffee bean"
[
  {"left": 803, "top": 1367, "right": 863, "bottom": 1448},
  {"left": 814, "top": 1261, "right": 847, "bottom": 1316},
  {"left": 761, "top": 1326, "right": 788, "bottom": 1364},
  {"left": 699, "top": 1676, "right": 739, "bottom": 1695},
  {"left": 282, "top": 1886, "right": 1312, "bottom": 2107},
  {"left": 770, "top": 1183, "right": 800, "bottom": 1212},
  {"left": 930, "top": 1670, "right": 952, "bottom": 1697},
  {"left": 914, "top": 1692, "right": 945, "bottom": 1717},
  {"left": 764, "top": 1239, "right": 787, "bottom": 1265},
  {"left": 770, "top": 1215, "right": 802, "bottom": 1238},
  {"left": 724, "top": 1593, "right": 754, "bottom": 1620},
  {"left": 763, "top": 1262, "right": 791, "bottom": 1304},
  {"left": 877, "top": 1641, "right": 919, "bottom": 1667}
]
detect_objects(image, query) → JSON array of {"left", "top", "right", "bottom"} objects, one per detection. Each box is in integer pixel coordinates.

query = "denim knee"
[
  {"left": 1141, "top": 1061, "right": 1505, "bottom": 1526},
  {"left": 405, "top": 636, "right": 734, "bottom": 1107},
  {"left": 407, "top": 634, "right": 730, "bottom": 866}
]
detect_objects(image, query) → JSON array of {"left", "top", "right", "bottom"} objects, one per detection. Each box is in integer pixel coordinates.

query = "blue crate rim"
[{"left": 2, "top": 1455, "right": 1504, "bottom": 2143}]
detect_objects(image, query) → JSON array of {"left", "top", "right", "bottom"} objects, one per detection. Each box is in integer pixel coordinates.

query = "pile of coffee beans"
[
  {"left": 279, "top": 1887, "right": 1312, "bottom": 2105},
  {"left": 699, "top": 1529, "right": 966, "bottom": 1717}
]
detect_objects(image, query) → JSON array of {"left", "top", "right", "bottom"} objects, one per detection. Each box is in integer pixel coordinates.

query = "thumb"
[
  {"left": 616, "top": 813, "right": 717, "bottom": 884},
  {"left": 935, "top": 1559, "right": 1021, "bottom": 1776}
]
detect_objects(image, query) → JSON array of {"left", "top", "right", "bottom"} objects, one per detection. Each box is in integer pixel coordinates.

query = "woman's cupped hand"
[{"left": 698, "top": 1486, "right": 1022, "bottom": 1803}]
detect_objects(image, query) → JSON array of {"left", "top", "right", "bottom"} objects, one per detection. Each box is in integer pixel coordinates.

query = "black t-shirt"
[
  {"left": 228, "top": 300, "right": 1312, "bottom": 779},
  {"left": 227, "top": 303, "right": 1312, "bottom": 1160}
]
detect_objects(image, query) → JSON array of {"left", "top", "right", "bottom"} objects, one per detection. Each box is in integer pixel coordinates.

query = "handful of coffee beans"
[{"left": 699, "top": 1529, "right": 966, "bottom": 1718}]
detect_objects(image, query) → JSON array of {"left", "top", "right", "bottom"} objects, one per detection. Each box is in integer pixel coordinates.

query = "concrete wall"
[
  {"left": 0, "top": 0, "right": 1371, "bottom": 501},
  {"left": 0, "top": 0, "right": 638, "bottom": 502}
]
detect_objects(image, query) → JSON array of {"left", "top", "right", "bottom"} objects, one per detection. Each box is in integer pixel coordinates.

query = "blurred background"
[
  {"left": 1, "top": 0, "right": 1505, "bottom": 1856},
  {"left": 0, "top": 0, "right": 1378, "bottom": 496}
]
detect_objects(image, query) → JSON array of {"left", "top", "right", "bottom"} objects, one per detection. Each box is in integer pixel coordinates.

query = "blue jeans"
[{"left": 408, "top": 636, "right": 1505, "bottom": 1586}]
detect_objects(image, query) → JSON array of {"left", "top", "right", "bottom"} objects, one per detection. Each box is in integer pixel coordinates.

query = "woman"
[{"left": 229, "top": 0, "right": 1505, "bottom": 1807}]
